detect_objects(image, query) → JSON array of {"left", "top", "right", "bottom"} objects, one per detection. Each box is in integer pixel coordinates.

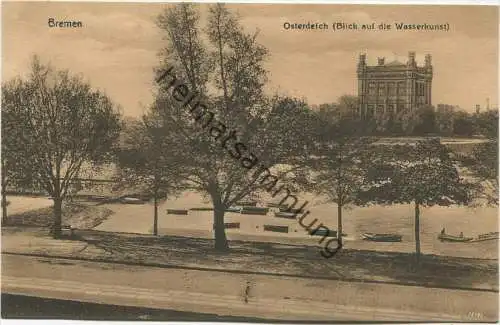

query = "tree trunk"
[
  {"left": 414, "top": 201, "right": 421, "bottom": 262},
  {"left": 213, "top": 204, "right": 229, "bottom": 251},
  {"left": 1, "top": 188, "right": 8, "bottom": 226},
  {"left": 52, "top": 197, "right": 63, "bottom": 239},
  {"left": 153, "top": 190, "right": 159, "bottom": 236},
  {"left": 1, "top": 159, "right": 7, "bottom": 225},
  {"left": 337, "top": 203, "right": 343, "bottom": 247}
]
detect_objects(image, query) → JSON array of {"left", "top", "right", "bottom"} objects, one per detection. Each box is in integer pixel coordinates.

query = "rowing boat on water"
[
  {"left": 120, "top": 197, "right": 144, "bottom": 204},
  {"left": 225, "top": 206, "right": 243, "bottom": 213},
  {"left": 362, "top": 233, "right": 402, "bottom": 242},
  {"left": 470, "top": 232, "right": 499, "bottom": 242},
  {"left": 240, "top": 206, "right": 269, "bottom": 215},
  {"left": 438, "top": 233, "right": 473, "bottom": 242},
  {"left": 312, "top": 229, "right": 347, "bottom": 237},
  {"left": 274, "top": 211, "right": 296, "bottom": 219}
]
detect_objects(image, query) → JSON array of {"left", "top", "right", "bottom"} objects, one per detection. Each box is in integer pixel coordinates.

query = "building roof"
[{"left": 385, "top": 60, "right": 405, "bottom": 66}]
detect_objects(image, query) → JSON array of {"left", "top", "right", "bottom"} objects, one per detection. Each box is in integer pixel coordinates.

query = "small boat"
[
  {"left": 362, "top": 232, "right": 402, "bottom": 242},
  {"left": 166, "top": 209, "right": 189, "bottom": 215},
  {"left": 236, "top": 201, "right": 258, "bottom": 207},
  {"left": 225, "top": 206, "right": 242, "bottom": 213},
  {"left": 120, "top": 197, "right": 144, "bottom": 204},
  {"left": 312, "top": 229, "right": 347, "bottom": 238},
  {"left": 478, "top": 231, "right": 499, "bottom": 239},
  {"left": 274, "top": 211, "right": 297, "bottom": 219},
  {"left": 438, "top": 233, "right": 473, "bottom": 242},
  {"left": 470, "top": 232, "right": 499, "bottom": 242},
  {"left": 264, "top": 224, "right": 289, "bottom": 233},
  {"left": 190, "top": 207, "right": 214, "bottom": 211},
  {"left": 241, "top": 206, "right": 269, "bottom": 215},
  {"left": 87, "top": 195, "right": 108, "bottom": 202}
]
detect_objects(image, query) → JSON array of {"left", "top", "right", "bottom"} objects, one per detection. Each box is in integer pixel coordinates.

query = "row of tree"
[
  {"left": 1, "top": 4, "right": 497, "bottom": 261},
  {"left": 317, "top": 97, "right": 498, "bottom": 137},
  {"left": 306, "top": 117, "right": 493, "bottom": 261}
]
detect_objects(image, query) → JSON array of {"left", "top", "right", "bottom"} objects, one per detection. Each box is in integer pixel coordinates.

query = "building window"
[
  {"left": 398, "top": 82, "right": 406, "bottom": 95},
  {"left": 416, "top": 83, "right": 422, "bottom": 96},
  {"left": 378, "top": 84, "right": 385, "bottom": 96},
  {"left": 368, "top": 83, "right": 376, "bottom": 95},
  {"left": 367, "top": 105, "right": 374, "bottom": 117},
  {"left": 376, "top": 104, "right": 384, "bottom": 115},
  {"left": 388, "top": 104, "right": 395, "bottom": 113},
  {"left": 388, "top": 82, "right": 396, "bottom": 95},
  {"left": 397, "top": 100, "right": 405, "bottom": 113}
]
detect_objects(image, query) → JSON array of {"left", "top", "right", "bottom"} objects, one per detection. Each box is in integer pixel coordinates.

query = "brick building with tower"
[{"left": 357, "top": 52, "right": 433, "bottom": 121}]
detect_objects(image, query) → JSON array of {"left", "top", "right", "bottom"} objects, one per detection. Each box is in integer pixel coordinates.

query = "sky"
[{"left": 2, "top": 2, "right": 498, "bottom": 117}]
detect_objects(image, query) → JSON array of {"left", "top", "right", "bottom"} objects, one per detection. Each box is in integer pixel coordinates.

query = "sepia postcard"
[{"left": 1, "top": 1, "right": 498, "bottom": 323}]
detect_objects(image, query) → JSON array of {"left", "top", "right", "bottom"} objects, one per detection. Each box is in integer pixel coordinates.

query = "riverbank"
[
  {"left": 2, "top": 196, "right": 113, "bottom": 229},
  {"left": 2, "top": 227, "right": 497, "bottom": 291}
]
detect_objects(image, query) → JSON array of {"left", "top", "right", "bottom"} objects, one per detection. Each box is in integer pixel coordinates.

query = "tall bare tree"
[
  {"left": 311, "top": 118, "right": 375, "bottom": 247},
  {"left": 154, "top": 4, "right": 315, "bottom": 251},
  {"left": 2, "top": 56, "right": 121, "bottom": 237},
  {"left": 114, "top": 113, "right": 187, "bottom": 235}
]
